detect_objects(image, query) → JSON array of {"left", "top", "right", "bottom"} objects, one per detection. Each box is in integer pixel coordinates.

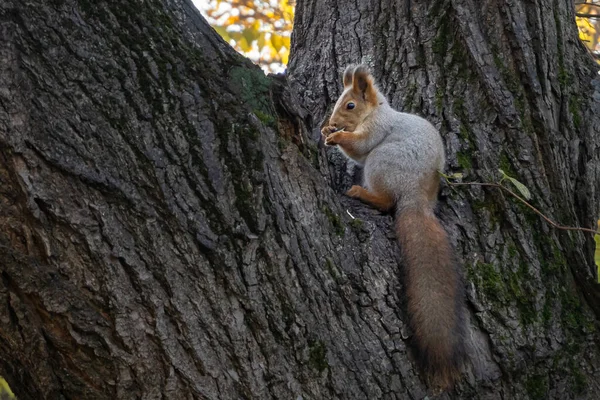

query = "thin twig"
[{"left": 446, "top": 180, "right": 600, "bottom": 235}]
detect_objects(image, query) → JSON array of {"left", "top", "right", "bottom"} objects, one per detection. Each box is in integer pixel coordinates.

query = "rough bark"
[
  {"left": 289, "top": 0, "right": 600, "bottom": 397},
  {"left": 0, "top": 0, "right": 598, "bottom": 400}
]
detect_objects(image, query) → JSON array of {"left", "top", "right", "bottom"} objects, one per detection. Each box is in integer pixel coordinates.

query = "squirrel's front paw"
[
  {"left": 346, "top": 185, "right": 364, "bottom": 198},
  {"left": 321, "top": 125, "right": 337, "bottom": 138},
  {"left": 324, "top": 132, "right": 341, "bottom": 146}
]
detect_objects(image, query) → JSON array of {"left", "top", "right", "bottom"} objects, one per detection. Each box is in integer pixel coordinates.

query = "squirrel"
[{"left": 322, "top": 65, "right": 466, "bottom": 389}]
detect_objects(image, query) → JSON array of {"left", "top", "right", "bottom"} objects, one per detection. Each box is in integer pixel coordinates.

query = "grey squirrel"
[{"left": 322, "top": 65, "right": 466, "bottom": 389}]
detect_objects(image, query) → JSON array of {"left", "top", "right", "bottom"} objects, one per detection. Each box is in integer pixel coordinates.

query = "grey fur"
[{"left": 334, "top": 91, "right": 445, "bottom": 210}]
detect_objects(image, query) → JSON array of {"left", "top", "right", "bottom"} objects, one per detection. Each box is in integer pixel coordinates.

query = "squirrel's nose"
[{"left": 331, "top": 122, "right": 337, "bottom": 127}]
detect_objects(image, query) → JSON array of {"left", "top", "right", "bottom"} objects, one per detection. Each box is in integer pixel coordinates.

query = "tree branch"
[{"left": 447, "top": 181, "right": 600, "bottom": 235}]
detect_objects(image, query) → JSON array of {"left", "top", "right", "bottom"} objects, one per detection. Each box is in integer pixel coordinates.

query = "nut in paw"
[{"left": 321, "top": 125, "right": 337, "bottom": 138}]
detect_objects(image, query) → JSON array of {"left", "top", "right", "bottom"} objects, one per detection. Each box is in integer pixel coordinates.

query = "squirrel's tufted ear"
[
  {"left": 343, "top": 65, "right": 356, "bottom": 87},
  {"left": 352, "top": 65, "right": 378, "bottom": 104}
]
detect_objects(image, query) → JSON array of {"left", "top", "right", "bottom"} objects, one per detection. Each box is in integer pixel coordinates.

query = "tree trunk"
[
  {"left": 0, "top": 0, "right": 598, "bottom": 399},
  {"left": 288, "top": 0, "right": 600, "bottom": 396}
]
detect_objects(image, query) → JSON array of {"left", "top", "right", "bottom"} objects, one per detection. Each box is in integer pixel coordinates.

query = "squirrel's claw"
[
  {"left": 324, "top": 132, "right": 340, "bottom": 146},
  {"left": 321, "top": 125, "right": 338, "bottom": 138}
]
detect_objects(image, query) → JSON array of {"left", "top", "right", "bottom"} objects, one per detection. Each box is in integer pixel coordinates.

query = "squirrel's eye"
[{"left": 346, "top": 102, "right": 355, "bottom": 110}]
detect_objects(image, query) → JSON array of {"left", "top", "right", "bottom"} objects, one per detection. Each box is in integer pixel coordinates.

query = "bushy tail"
[{"left": 396, "top": 206, "right": 466, "bottom": 389}]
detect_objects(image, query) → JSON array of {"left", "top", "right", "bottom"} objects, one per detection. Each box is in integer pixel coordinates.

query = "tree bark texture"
[
  {"left": 289, "top": 0, "right": 600, "bottom": 397},
  {"left": 0, "top": 0, "right": 599, "bottom": 399}
]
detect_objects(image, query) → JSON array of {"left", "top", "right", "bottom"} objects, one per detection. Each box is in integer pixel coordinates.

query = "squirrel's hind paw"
[{"left": 346, "top": 185, "right": 364, "bottom": 198}]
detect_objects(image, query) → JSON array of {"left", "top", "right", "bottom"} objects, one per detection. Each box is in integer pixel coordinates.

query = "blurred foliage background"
[
  {"left": 576, "top": 1, "right": 600, "bottom": 62},
  {"left": 195, "top": 0, "right": 294, "bottom": 73},
  {"left": 195, "top": 0, "right": 598, "bottom": 71}
]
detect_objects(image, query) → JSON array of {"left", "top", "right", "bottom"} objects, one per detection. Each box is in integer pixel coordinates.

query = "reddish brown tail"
[{"left": 395, "top": 206, "right": 466, "bottom": 389}]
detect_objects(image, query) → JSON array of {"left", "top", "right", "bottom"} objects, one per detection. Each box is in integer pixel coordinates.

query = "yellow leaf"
[
  {"left": 269, "top": 44, "right": 278, "bottom": 60},
  {"left": 0, "top": 378, "right": 15, "bottom": 397},
  {"left": 213, "top": 26, "right": 230, "bottom": 42},
  {"left": 242, "top": 27, "right": 258, "bottom": 44},
  {"left": 579, "top": 31, "right": 592, "bottom": 43},
  {"left": 229, "top": 31, "right": 243, "bottom": 41},
  {"left": 257, "top": 32, "right": 266, "bottom": 50},
  {"left": 226, "top": 16, "right": 240, "bottom": 26},
  {"left": 271, "top": 33, "right": 284, "bottom": 52},
  {"left": 238, "top": 37, "right": 251, "bottom": 52}
]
